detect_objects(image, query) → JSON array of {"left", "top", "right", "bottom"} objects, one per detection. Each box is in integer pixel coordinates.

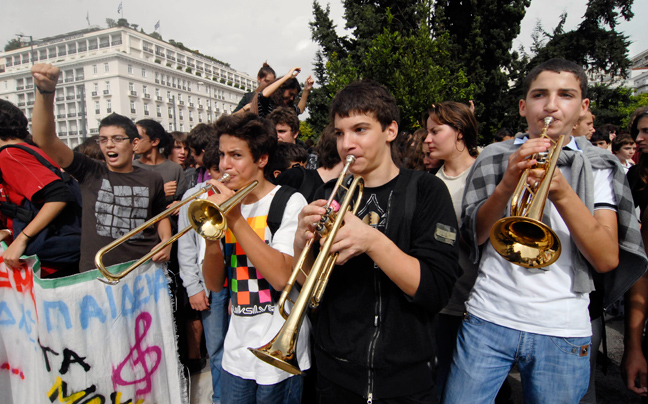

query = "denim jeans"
[
  {"left": 442, "top": 313, "right": 590, "bottom": 404},
  {"left": 221, "top": 370, "right": 303, "bottom": 404},
  {"left": 202, "top": 288, "right": 230, "bottom": 404}
]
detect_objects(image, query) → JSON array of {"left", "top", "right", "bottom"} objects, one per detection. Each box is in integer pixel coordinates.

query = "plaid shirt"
[{"left": 461, "top": 134, "right": 647, "bottom": 307}]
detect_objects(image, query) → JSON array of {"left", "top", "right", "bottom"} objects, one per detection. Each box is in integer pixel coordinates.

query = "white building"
[
  {"left": 627, "top": 49, "right": 648, "bottom": 95},
  {"left": 0, "top": 26, "right": 256, "bottom": 148}
]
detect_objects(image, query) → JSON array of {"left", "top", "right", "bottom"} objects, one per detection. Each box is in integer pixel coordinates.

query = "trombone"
[
  {"left": 95, "top": 173, "right": 258, "bottom": 285},
  {"left": 249, "top": 155, "right": 364, "bottom": 375},
  {"left": 489, "top": 116, "right": 564, "bottom": 268}
]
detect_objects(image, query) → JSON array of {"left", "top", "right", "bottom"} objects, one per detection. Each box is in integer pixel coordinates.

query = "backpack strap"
[
  {"left": 0, "top": 144, "right": 65, "bottom": 180},
  {"left": 267, "top": 185, "right": 298, "bottom": 240}
]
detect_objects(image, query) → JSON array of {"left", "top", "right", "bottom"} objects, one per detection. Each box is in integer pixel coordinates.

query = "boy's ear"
[
  {"left": 257, "top": 154, "right": 269, "bottom": 169},
  {"left": 293, "top": 130, "right": 300, "bottom": 140},
  {"left": 386, "top": 121, "right": 398, "bottom": 142},
  {"left": 579, "top": 98, "right": 591, "bottom": 118},
  {"left": 519, "top": 99, "right": 527, "bottom": 118},
  {"left": 151, "top": 138, "right": 160, "bottom": 147},
  {"left": 273, "top": 169, "right": 282, "bottom": 178}
]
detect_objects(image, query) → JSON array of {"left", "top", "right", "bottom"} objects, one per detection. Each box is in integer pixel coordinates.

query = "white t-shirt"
[
  {"left": 466, "top": 137, "right": 616, "bottom": 337},
  {"left": 221, "top": 185, "right": 311, "bottom": 384}
]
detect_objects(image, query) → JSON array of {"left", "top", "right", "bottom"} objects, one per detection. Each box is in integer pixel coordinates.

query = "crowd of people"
[{"left": 2, "top": 58, "right": 648, "bottom": 404}]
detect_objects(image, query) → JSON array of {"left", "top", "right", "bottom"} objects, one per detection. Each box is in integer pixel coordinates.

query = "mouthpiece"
[{"left": 543, "top": 117, "right": 554, "bottom": 127}]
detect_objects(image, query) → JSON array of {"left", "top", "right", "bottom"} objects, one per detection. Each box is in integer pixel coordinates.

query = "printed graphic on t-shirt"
[
  {"left": 95, "top": 179, "right": 149, "bottom": 239},
  {"left": 225, "top": 214, "right": 275, "bottom": 317},
  {"left": 357, "top": 193, "right": 388, "bottom": 232}
]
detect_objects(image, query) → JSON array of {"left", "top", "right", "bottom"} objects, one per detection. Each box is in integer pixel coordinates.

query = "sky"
[{"left": 1, "top": 0, "right": 646, "bottom": 82}]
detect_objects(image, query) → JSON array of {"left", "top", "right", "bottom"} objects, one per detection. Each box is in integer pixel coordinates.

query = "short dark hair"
[
  {"left": 213, "top": 113, "right": 277, "bottom": 180},
  {"left": 630, "top": 107, "right": 648, "bottom": 141},
  {"left": 598, "top": 123, "right": 619, "bottom": 137},
  {"left": 257, "top": 62, "right": 276, "bottom": 81},
  {"left": 202, "top": 140, "right": 220, "bottom": 170},
  {"left": 99, "top": 113, "right": 139, "bottom": 140},
  {"left": 590, "top": 129, "right": 609, "bottom": 145},
  {"left": 329, "top": 80, "right": 400, "bottom": 130},
  {"left": 268, "top": 107, "right": 300, "bottom": 134},
  {"left": 424, "top": 101, "right": 479, "bottom": 157},
  {"left": 269, "top": 142, "right": 307, "bottom": 175},
  {"left": 612, "top": 133, "right": 635, "bottom": 153},
  {"left": 493, "top": 127, "right": 515, "bottom": 142},
  {"left": 316, "top": 125, "right": 342, "bottom": 169},
  {"left": 136, "top": 119, "right": 170, "bottom": 150},
  {"left": 523, "top": 58, "right": 588, "bottom": 99},
  {"left": 187, "top": 123, "right": 217, "bottom": 154},
  {"left": 73, "top": 135, "right": 105, "bottom": 161},
  {"left": 0, "top": 99, "right": 29, "bottom": 141},
  {"left": 163, "top": 131, "right": 188, "bottom": 159}
]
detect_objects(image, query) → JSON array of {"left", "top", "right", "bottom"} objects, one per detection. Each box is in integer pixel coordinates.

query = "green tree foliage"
[
  {"left": 433, "top": 0, "right": 531, "bottom": 139},
  {"left": 4, "top": 38, "right": 22, "bottom": 52},
  {"left": 528, "top": 0, "right": 634, "bottom": 78},
  {"left": 308, "top": 1, "right": 474, "bottom": 135},
  {"left": 589, "top": 85, "right": 648, "bottom": 129},
  {"left": 149, "top": 32, "right": 162, "bottom": 41}
]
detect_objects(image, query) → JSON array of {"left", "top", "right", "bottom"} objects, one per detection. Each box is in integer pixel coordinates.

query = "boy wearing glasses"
[{"left": 30, "top": 63, "right": 172, "bottom": 272}]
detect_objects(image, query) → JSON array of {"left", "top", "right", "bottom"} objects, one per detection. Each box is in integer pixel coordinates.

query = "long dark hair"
[{"left": 630, "top": 107, "right": 648, "bottom": 189}]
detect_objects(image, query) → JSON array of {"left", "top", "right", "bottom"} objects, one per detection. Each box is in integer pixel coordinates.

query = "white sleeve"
[
  {"left": 593, "top": 168, "right": 616, "bottom": 212},
  {"left": 177, "top": 187, "right": 207, "bottom": 297},
  {"left": 269, "top": 192, "right": 308, "bottom": 257}
]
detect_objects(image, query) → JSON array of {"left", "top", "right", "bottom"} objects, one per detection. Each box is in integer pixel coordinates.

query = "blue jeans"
[
  {"left": 221, "top": 370, "right": 303, "bottom": 404},
  {"left": 442, "top": 313, "right": 590, "bottom": 404},
  {"left": 202, "top": 288, "right": 230, "bottom": 404}
]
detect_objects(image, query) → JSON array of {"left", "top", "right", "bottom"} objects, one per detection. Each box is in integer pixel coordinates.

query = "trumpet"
[
  {"left": 95, "top": 173, "right": 258, "bottom": 285},
  {"left": 489, "top": 116, "right": 564, "bottom": 268},
  {"left": 248, "top": 155, "right": 364, "bottom": 375}
]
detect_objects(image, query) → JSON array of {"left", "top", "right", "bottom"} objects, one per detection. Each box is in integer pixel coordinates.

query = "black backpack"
[
  {"left": 267, "top": 185, "right": 298, "bottom": 240},
  {"left": 0, "top": 145, "right": 82, "bottom": 265}
]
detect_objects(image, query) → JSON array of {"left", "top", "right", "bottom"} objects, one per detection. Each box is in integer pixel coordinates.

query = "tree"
[
  {"left": 308, "top": 1, "right": 474, "bottom": 135},
  {"left": 149, "top": 31, "right": 162, "bottom": 41},
  {"left": 432, "top": 0, "right": 531, "bottom": 139},
  {"left": 528, "top": 0, "right": 634, "bottom": 79},
  {"left": 4, "top": 38, "right": 22, "bottom": 52}
]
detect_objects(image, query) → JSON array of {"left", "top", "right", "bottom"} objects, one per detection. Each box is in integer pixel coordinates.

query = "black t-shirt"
[
  {"left": 65, "top": 152, "right": 166, "bottom": 272},
  {"left": 274, "top": 166, "right": 324, "bottom": 203},
  {"left": 628, "top": 164, "right": 648, "bottom": 219}
]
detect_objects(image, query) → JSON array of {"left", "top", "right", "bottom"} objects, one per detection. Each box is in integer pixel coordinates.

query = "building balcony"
[
  {"left": 67, "top": 113, "right": 76, "bottom": 117},
  {"left": 129, "top": 91, "right": 138, "bottom": 97},
  {"left": 76, "top": 94, "right": 82, "bottom": 99},
  {"left": 157, "top": 96, "right": 163, "bottom": 102},
  {"left": 100, "top": 43, "right": 109, "bottom": 48},
  {"left": 65, "top": 78, "right": 74, "bottom": 83},
  {"left": 144, "top": 110, "right": 150, "bottom": 116},
  {"left": 143, "top": 47, "right": 153, "bottom": 53},
  {"left": 103, "top": 90, "right": 111, "bottom": 95},
  {"left": 178, "top": 101, "right": 185, "bottom": 106},
  {"left": 189, "top": 103, "right": 194, "bottom": 108},
  {"left": 92, "top": 91, "right": 99, "bottom": 97},
  {"left": 95, "top": 109, "right": 100, "bottom": 114},
  {"left": 199, "top": 118, "right": 203, "bottom": 123},
  {"left": 168, "top": 98, "right": 174, "bottom": 103},
  {"left": 57, "top": 114, "right": 66, "bottom": 119},
  {"left": 77, "top": 112, "right": 85, "bottom": 117},
  {"left": 16, "top": 85, "right": 25, "bottom": 91},
  {"left": 130, "top": 109, "right": 136, "bottom": 114},
  {"left": 198, "top": 104, "right": 204, "bottom": 109},
  {"left": 78, "top": 46, "right": 87, "bottom": 52},
  {"left": 144, "top": 93, "right": 151, "bottom": 99},
  {"left": 89, "top": 44, "right": 98, "bottom": 50},
  {"left": 187, "top": 87, "right": 191, "bottom": 92},
  {"left": 179, "top": 115, "right": 184, "bottom": 120},
  {"left": 68, "top": 49, "right": 77, "bottom": 54},
  {"left": 56, "top": 96, "right": 64, "bottom": 102},
  {"left": 59, "top": 130, "right": 68, "bottom": 135},
  {"left": 169, "top": 114, "right": 173, "bottom": 119},
  {"left": 111, "top": 40, "right": 122, "bottom": 46},
  {"left": 70, "top": 130, "right": 78, "bottom": 135},
  {"left": 189, "top": 117, "right": 193, "bottom": 122},
  {"left": 157, "top": 112, "right": 162, "bottom": 118},
  {"left": 17, "top": 102, "right": 26, "bottom": 107},
  {"left": 27, "top": 100, "right": 34, "bottom": 106},
  {"left": 90, "top": 128, "right": 98, "bottom": 134},
  {"left": 66, "top": 95, "right": 75, "bottom": 100},
  {"left": 76, "top": 75, "right": 84, "bottom": 81},
  {"left": 155, "top": 79, "right": 160, "bottom": 84}
]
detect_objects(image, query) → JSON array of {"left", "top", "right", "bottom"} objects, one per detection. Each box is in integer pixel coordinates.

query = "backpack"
[
  {"left": 267, "top": 185, "right": 298, "bottom": 240},
  {"left": 0, "top": 144, "right": 82, "bottom": 265}
]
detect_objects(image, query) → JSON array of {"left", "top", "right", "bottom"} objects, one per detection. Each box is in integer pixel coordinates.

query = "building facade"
[{"left": 0, "top": 26, "right": 256, "bottom": 148}]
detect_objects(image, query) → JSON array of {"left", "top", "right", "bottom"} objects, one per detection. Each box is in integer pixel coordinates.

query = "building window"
[
  {"left": 93, "top": 64, "right": 98, "bottom": 74},
  {"left": 142, "top": 68, "right": 147, "bottom": 78},
  {"left": 104, "top": 63, "right": 109, "bottom": 73},
  {"left": 105, "top": 81, "right": 110, "bottom": 92},
  {"left": 130, "top": 101, "right": 136, "bottom": 113},
  {"left": 129, "top": 82, "right": 134, "bottom": 92},
  {"left": 95, "top": 101, "right": 100, "bottom": 113},
  {"left": 128, "top": 65, "right": 133, "bottom": 74},
  {"left": 155, "top": 88, "right": 160, "bottom": 97},
  {"left": 93, "top": 83, "right": 98, "bottom": 92},
  {"left": 143, "top": 85, "right": 148, "bottom": 95},
  {"left": 107, "top": 100, "right": 112, "bottom": 113}
]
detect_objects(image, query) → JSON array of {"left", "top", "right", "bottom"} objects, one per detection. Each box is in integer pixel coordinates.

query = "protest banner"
[{"left": 0, "top": 244, "right": 187, "bottom": 404}]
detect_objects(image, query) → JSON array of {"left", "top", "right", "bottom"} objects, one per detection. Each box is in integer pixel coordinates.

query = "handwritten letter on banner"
[{"left": 0, "top": 250, "right": 188, "bottom": 404}]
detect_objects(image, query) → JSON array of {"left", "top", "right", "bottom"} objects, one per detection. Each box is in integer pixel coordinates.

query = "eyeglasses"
[{"left": 96, "top": 136, "right": 130, "bottom": 145}]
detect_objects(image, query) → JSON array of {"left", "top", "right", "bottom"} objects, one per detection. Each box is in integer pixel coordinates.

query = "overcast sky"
[{"left": 1, "top": 0, "right": 646, "bottom": 81}]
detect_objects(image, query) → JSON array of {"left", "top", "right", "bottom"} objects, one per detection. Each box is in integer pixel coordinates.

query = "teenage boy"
[
  {"left": 133, "top": 119, "right": 188, "bottom": 205},
  {"left": 443, "top": 58, "right": 647, "bottom": 403},
  {"left": 187, "top": 123, "right": 216, "bottom": 187},
  {"left": 268, "top": 107, "right": 301, "bottom": 144},
  {"left": 612, "top": 133, "right": 636, "bottom": 173},
  {"left": 178, "top": 145, "right": 229, "bottom": 404},
  {"left": 294, "top": 80, "right": 460, "bottom": 402},
  {"left": 201, "top": 113, "right": 309, "bottom": 403},
  {"left": 30, "top": 63, "right": 172, "bottom": 272},
  {"left": 590, "top": 129, "right": 611, "bottom": 150}
]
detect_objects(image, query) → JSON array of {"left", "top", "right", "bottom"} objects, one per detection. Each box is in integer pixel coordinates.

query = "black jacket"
[{"left": 313, "top": 169, "right": 460, "bottom": 399}]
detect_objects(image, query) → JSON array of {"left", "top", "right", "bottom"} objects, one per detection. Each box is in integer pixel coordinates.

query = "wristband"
[
  {"left": 36, "top": 85, "right": 55, "bottom": 95},
  {"left": 22, "top": 231, "right": 33, "bottom": 239}
]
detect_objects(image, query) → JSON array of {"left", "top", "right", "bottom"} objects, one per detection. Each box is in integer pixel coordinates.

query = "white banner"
[{"left": 0, "top": 246, "right": 187, "bottom": 404}]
